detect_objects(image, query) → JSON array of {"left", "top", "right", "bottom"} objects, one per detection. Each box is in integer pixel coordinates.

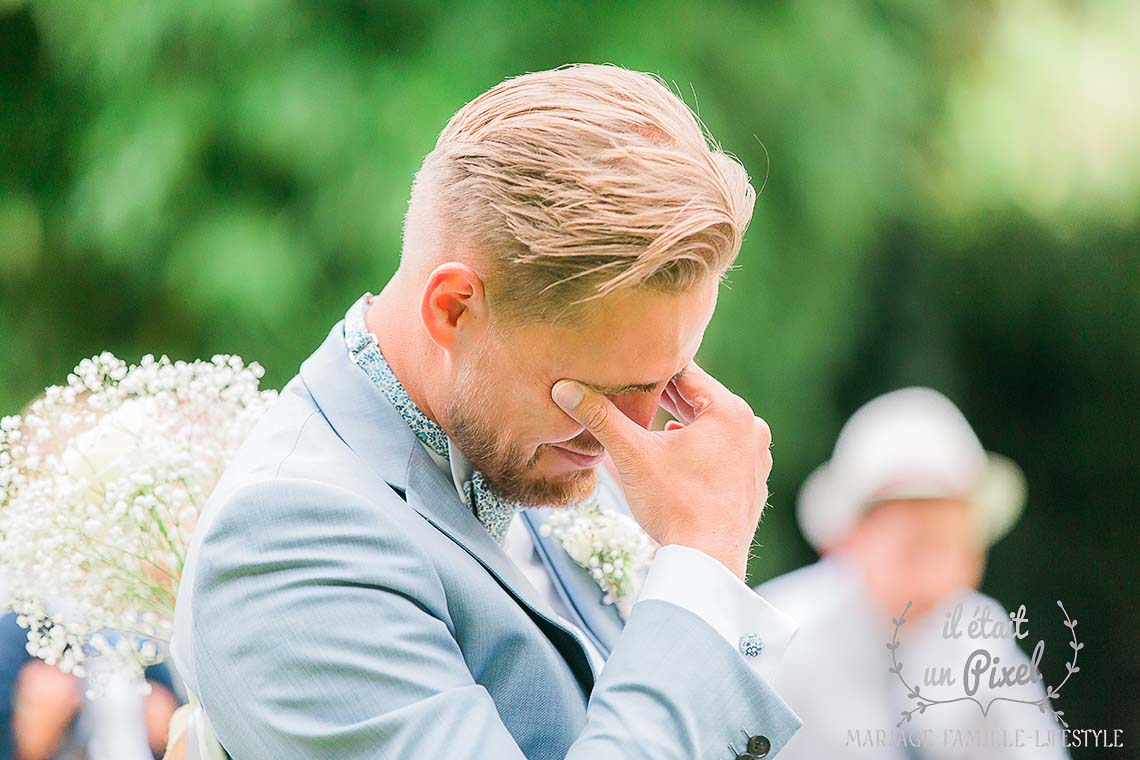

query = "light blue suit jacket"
[{"left": 172, "top": 318, "right": 801, "bottom": 758}]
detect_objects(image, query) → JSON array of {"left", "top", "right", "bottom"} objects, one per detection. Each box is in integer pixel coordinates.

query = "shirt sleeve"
[{"left": 635, "top": 543, "right": 799, "bottom": 683}]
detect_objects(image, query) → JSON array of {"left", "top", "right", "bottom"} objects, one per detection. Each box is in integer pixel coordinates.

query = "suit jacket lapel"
[
  {"left": 299, "top": 319, "right": 597, "bottom": 692},
  {"left": 521, "top": 464, "right": 632, "bottom": 659},
  {"left": 521, "top": 510, "right": 623, "bottom": 659}
]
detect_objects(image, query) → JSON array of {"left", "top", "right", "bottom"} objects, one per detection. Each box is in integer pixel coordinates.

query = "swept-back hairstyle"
[{"left": 403, "top": 63, "right": 756, "bottom": 326}]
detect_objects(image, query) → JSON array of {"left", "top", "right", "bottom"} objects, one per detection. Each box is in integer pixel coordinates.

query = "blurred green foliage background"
[{"left": 1, "top": 0, "right": 1137, "bottom": 751}]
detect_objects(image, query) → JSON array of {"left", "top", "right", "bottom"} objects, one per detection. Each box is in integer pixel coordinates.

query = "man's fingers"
[
  {"left": 552, "top": 380, "right": 646, "bottom": 459},
  {"left": 669, "top": 360, "right": 724, "bottom": 414},
  {"left": 659, "top": 383, "right": 688, "bottom": 424},
  {"left": 668, "top": 360, "right": 751, "bottom": 425}
]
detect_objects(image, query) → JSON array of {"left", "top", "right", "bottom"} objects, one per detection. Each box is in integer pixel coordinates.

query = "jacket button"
[
  {"left": 747, "top": 735, "right": 771, "bottom": 756},
  {"left": 734, "top": 755, "right": 756, "bottom": 760}
]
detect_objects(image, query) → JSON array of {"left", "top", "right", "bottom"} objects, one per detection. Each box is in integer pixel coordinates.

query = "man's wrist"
[
  {"left": 657, "top": 539, "right": 749, "bottom": 580},
  {"left": 636, "top": 544, "right": 800, "bottom": 680}
]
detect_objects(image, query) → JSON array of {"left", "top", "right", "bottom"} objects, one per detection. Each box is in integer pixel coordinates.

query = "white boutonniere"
[{"left": 539, "top": 497, "right": 658, "bottom": 619}]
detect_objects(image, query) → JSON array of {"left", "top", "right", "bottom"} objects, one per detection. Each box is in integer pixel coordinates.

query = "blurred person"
[
  {"left": 1, "top": 609, "right": 182, "bottom": 760},
  {"left": 755, "top": 387, "right": 1069, "bottom": 759}
]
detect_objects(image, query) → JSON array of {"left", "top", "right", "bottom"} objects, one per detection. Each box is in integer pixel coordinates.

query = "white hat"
[{"left": 797, "top": 387, "right": 1027, "bottom": 551}]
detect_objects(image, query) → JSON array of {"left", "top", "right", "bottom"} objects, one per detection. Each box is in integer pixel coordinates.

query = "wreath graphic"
[{"left": 888, "top": 600, "right": 1081, "bottom": 728}]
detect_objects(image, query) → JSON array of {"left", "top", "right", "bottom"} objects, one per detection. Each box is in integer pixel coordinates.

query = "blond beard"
[{"left": 445, "top": 362, "right": 598, "bottom": 508}]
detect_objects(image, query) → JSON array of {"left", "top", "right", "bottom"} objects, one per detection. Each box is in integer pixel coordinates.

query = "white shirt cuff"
[{"left": 634, "top": 544, "right": 799, "bottom": 682}]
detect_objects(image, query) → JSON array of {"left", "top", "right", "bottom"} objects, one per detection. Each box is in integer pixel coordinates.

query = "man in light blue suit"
[{"left": 171, "top": 64, "right": 801, "bottom": 759}]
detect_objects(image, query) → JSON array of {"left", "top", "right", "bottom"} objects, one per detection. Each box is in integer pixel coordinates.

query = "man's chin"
[{"left": 492, "top": 465, "right": 598, "bottom": 509}]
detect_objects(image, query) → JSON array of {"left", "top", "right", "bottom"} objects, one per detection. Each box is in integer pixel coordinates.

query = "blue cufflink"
[{"left": 739, "top": 633, "right": 764, "bottom": 658}]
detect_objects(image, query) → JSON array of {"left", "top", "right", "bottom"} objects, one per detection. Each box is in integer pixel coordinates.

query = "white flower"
[
  {"left": 0, "top": 352, "right": 276, "bottom": 692},
  {"left": 61, "top": 397, "right": 160, "bottom": 500},
  {"left": 540, "top": 496, "right": 658, "bottom": 619}
]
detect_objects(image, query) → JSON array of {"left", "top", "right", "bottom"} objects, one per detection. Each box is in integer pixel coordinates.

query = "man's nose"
[{"left": 607, "top": 393, "right": 659, "bottom": 431}]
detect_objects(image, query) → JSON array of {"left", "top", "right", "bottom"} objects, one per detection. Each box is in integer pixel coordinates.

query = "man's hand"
[{"left": 552, "top": 360, "right": 771, "bottom": 579}]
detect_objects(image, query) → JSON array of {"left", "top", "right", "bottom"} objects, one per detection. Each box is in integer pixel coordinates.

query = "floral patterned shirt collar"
[{"left": 342, "top": 291, "right": 524, "bottom": 544}]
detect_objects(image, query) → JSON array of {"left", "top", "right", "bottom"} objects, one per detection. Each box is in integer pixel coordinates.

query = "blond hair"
[{"left": 403, "top": 63, "right": 756, "bottom": 325}]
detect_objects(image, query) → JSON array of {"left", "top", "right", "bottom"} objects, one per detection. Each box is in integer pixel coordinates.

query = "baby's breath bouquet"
[{"left": 0, "top": 352, "right": 276, "bottom": 692}]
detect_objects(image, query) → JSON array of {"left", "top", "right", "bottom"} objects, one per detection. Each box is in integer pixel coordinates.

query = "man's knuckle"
[
  {"left": 754, "top": 415, "right": 772, "bottom": 443},
  {"left": 579, "top": 402, "right": 609, "bottom": 430},
  {"left": 717, "top": 391, "right": 750, "bottom": 417}
]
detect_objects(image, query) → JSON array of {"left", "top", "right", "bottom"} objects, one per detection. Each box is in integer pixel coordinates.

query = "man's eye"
[{"left": 612, "top": 387, "right": 657, "bottom": 398}]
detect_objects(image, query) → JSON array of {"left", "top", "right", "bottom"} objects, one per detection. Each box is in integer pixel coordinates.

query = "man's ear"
[{"left": 419, "top": 262, "right": 489, "bottom": 352}]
